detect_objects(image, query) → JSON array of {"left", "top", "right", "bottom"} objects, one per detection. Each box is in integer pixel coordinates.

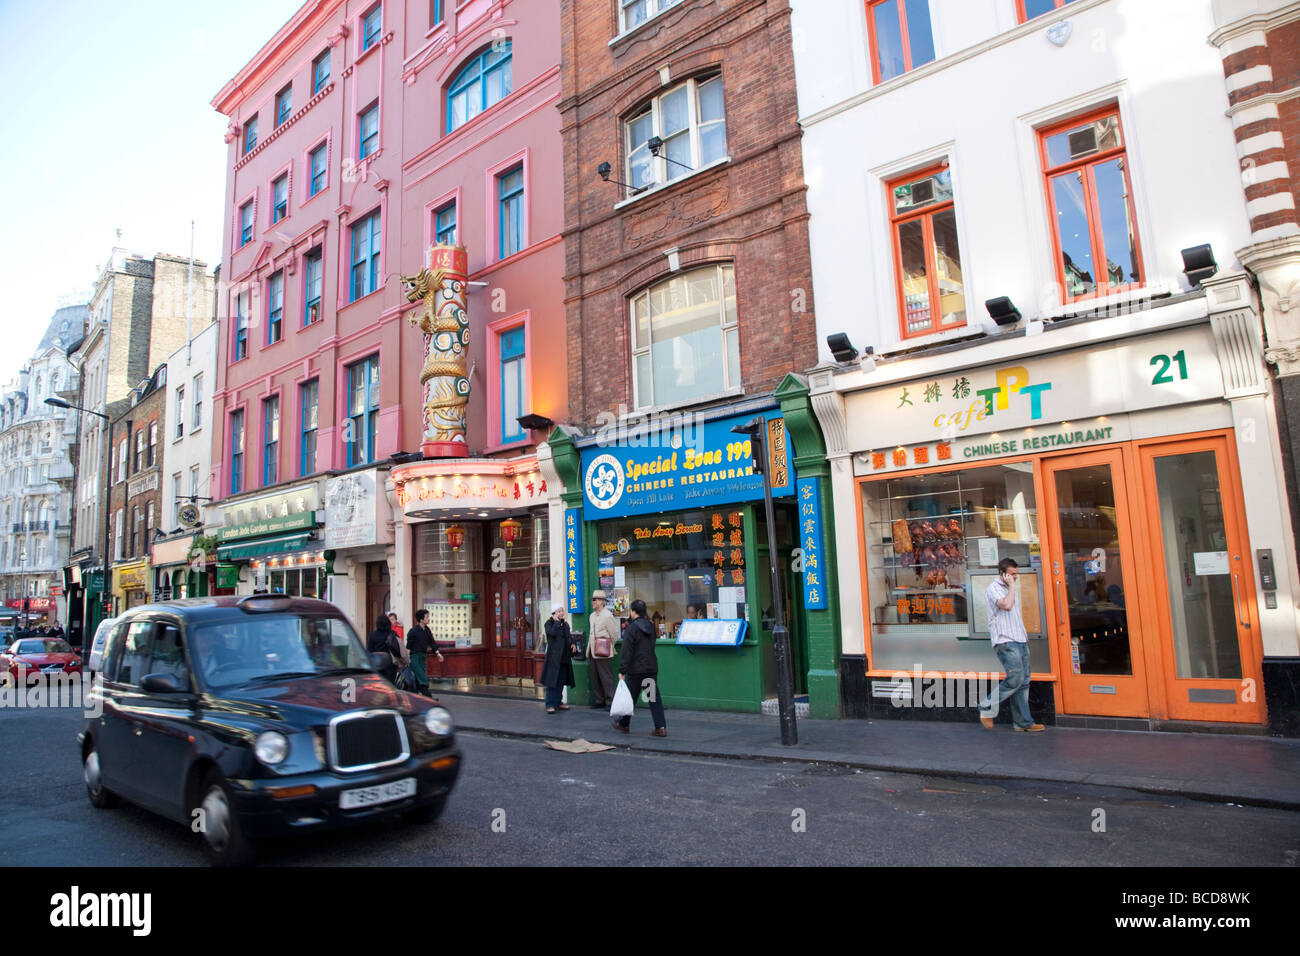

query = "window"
[
  {"left": 1040, "top": 108, "right": 1142, "bottom": 300},
  {"left": 263, "top": 396, "right": 280, "bottom": 486},
  {"left": 190, "top": 464, "right": 199, "bottom": 502},
  {"left": 131, "top": 506, "right": 139, "bottom": 556},
  {"left": 346, "top": 356, "right": 380, "bottom": 466},
  {"left": 498, "top": 165, "right": 524, "bottom": 259},
  {"left": 275, "top": 84, "right": 292, "bottom": 126},
  {"left": 230, "top": 410, "right": 245, "bottom": 494},
  {"left": 268, "top": 271, "right": 284, "bottom": 343},
  {"left": 304, "top": 248, "right": 323, "bottom": 325},
  {"left": 309, "top": 142, "right": 328, "bottom": 197},
  {"left": 629, "top": 263, "right": 740, "bottom": 409},
  {"left": 446, "top": 41, "right": 512, "bottom": 132},
  {"left": 272, "top": 174, "right": 288, "bottom": 222},
  {"left": 431, "top": 0, "right": 444, "bottom": 26},
  {"left": 301, "top": 379, "right": 319, "bottom": 476},
  {"left": 175, "top": 386, "right": 184, "bottom": 439},
  {"left": 193, "top": 375, "right": 203, "bottom": 431},
  {"left": 434, "top": 202, "right": 456, "bottom": 245},
  {"left": 239, "top": 201, "right": 254, "bottom": 246},
  {"left": 625, "top": 73, "right": 726, "bottom": 193},
  {"left": 146, "top": 501, "right": 154, "bottom": 542},
  {"left": 350, "top": 211, "right": 382, "bottom": 301},
  {"left": 172, "top": 473, "right": 182, "bottom": 527},
  {"left": 1018, "top": 0, "right": 1078, "bottom": 22},
  {"left": 134, "top": 430, "right": 144, "bottom": 472},
  {"left": 313, "top": 50, "right": 331, "bottom": 94},
  {"left": 499, "top": 326, "right": 526, "bottom": 444},
  {"left": 620, "top": 0, "right": 682, "bottom": 33},
  {"left": 148, "top": 421, "right": 157, "bottom": 467},
  {"left": 362, "top": 4, "right": 382, "bottom": 51},
  {"left": 888, "top": 165, "right": 965, "bottom": 337},
  {"left": 117, "top": 438, "right": 126, "bottom": 484},
  {"left": 114, "top": 508, "right": 123, "bottom": 561},
  {"left": 243, "top": 116, "right": 258, "bottom": 155},
  {"left": 359, "top": 103, "right": 379, "bottom": 159},
  {"left": 867, "top": 0, "right": 936, "bottom": 83},
  {"left": 233, "top": 292, "right": 250, "bottom": 360}
]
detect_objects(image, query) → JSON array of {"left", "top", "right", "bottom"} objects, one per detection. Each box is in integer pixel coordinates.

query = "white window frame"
[
  {"left": 629, "top": 262, "right": 740, "bottom": 411},
  {"left": 624, "top": 73, "right": 727, "bottom": 198},
  {"left": 618, "top": 0, "right": 683, "bottom": 35}
]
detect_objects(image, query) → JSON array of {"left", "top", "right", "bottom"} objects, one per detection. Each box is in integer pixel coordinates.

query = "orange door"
[
  {"left": 1042, "top": 448, "right": 1150, "bottom": 717},
  {"left": 1137, "top": 436, "right": 1264, "bottom": 724}
]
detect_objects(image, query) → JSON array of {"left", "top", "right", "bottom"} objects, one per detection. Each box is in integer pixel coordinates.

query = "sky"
[{"left": 0, "top": 0, "right": 302, "bottom": 385}]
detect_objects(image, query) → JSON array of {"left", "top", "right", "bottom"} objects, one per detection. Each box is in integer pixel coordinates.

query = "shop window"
[
  {"left": 267, "top": 563, "right": 324, "bottom": 598},
  {"left": 446, "top": 41, "right": 513, "bottom": 133},
  {"left": 861, "top": 462, "right": 1051, "bottom": 674},
  {"left": 1018, "top": 0, "right": 1078, "bottom": 22},
  {"left": 867, "top": 0, "right": 936, "bottom": 84},
  {"left": 594, "top": 509, "right": 748, "bottom": 639},
  {"left": 1039, "top": 107, "right": 1143, "bottom": 301},
  {"left": 625, "top": 73, "right": 726, "bottom": 195},
  {"left": 630, "top": 263, "right": 739, "bottom": 410},
  {"left": 888, "top": 165, "right": 965, "bottom": 338},
  {"left": 413, "top": 522, "right": 485, "bottom": 648}
]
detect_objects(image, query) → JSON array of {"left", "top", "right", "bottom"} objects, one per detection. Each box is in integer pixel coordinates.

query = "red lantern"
[
  {"left": 445, "top": 524, "right": 466, "bottom": 551},
  {"left": 499, "top": 518, "right": 522, "bottom": 548}
]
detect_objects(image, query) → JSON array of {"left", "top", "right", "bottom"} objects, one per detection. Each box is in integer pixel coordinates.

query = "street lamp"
[
  {"left": 19, "top": 547, "right": 27, "bottom": 632},
  {"left": 45, "top": 397, "right": 113, "bottom": 631},
  {"left": 731, "top": 416, "right": 798, "bottom": 746}
]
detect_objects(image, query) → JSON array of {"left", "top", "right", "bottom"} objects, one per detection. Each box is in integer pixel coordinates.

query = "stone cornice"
[{"left": 233, "top": 82, "right": 335, "bottom": 170}]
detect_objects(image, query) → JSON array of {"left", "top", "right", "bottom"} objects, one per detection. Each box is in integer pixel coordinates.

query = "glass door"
[
  {"left": 1042, "top": 448, "right": 1150, "bottom": 717},
  {"left": 488, "top": 570, "right": 533, "bottom": 679},
  {"left": 1138, "top": 436, "right": 1263, "bottom": 723}
]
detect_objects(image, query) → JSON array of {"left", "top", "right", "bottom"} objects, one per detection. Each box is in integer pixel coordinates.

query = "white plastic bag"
[{"left": 610, "top": 678, "right": 634, "bottom": 719}]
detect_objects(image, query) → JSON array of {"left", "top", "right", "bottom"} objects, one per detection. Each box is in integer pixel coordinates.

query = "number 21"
[{"left": 1150, "top": 350, "right": 1188, "bottom": 385}]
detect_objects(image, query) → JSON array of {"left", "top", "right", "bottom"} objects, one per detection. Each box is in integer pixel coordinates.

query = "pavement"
[{"left": 434, "top": 689, "right": 1300, "bottom": 811}]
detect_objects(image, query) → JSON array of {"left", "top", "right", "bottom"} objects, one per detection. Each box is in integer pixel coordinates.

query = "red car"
[{"left": 1, "top": 638, "right": 83, "bottom": 686}]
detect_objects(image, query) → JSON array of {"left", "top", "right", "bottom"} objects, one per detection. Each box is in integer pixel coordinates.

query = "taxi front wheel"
[
  {"left": 83, "top": 742, "right": 120, "bottom": 809},
  {"left": 198, "top": 769, "right": 256, "bottom": 867}
]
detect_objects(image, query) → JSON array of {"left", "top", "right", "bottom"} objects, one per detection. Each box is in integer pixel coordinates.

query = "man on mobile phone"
[{"left": 978, "top": 558, "right": 1044, "bottom": 732}]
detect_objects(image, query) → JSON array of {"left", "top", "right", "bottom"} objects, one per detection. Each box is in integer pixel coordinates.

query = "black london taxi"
[{"left": 79, "top": 595, "right": 461, "bottom": 865}]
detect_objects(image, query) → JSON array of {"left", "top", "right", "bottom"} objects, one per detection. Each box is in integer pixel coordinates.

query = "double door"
[
  {"left": 1041, "top": 434, "right": 1262, "bottom": 723},
  {"left": 487, "top": 570, "right": 535, "bottom": 679}
]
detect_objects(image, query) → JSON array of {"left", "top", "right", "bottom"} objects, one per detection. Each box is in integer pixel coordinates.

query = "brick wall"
[{"left": 560, "top": 0, "right": 815, "bottom": 426}]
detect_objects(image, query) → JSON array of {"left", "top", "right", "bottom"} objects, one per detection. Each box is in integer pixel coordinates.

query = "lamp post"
[
  {"left": 731, "top": 416, "right": 798, "bottom": 746},
  {"left": 44, "top": 397, "right": 112, "bottom": 628},
  {"left": 20, "top": 547, "right": 28, "bottom": 632}
]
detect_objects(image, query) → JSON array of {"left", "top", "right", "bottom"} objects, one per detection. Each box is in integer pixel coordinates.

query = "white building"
[{"left": 791, "top": 0, "right": 1299, "bottom": 733}]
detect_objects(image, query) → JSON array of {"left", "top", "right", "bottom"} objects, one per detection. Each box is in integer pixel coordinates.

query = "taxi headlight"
[
  {"left": 423, "top": 707, "right": 454, "bottom": 736},
  {"left": 254, "top": 731, "right": 290, "bottom": 765}
]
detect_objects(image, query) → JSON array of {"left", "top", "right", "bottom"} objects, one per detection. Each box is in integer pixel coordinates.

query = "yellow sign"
[{"left": 114, "top": 562, "right": 149, "bottom": 592}]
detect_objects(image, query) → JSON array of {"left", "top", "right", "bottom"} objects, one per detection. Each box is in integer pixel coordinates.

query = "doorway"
[{"left": 487, "top": 569, "right": 535, "bottom": 679}]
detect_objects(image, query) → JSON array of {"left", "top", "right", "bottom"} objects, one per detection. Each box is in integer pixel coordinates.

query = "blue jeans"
[{"left": 981, "top": 641, "right": 1033, "bottom": 728}]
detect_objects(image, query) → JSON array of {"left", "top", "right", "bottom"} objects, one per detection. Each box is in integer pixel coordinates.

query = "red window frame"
[
  {"left": 887, "top": 163, "right": 964, "bottom": 339},
  {"left": 1038, "top": 105, "right": 1145, "bottom": 304},
  {"left": 865, "top": 0, "right": 924, "bottom": 85},
  {"left": 1015, "top": 0, "right": 1073, "bottom": 23}
]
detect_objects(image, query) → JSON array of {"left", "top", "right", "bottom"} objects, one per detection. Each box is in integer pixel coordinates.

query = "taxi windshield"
[{"left": 191, "top": 615, "right": 371, "bottom": 689}]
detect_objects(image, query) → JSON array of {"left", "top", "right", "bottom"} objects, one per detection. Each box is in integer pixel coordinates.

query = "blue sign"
[
  {"left": 564, "top": 508, "right": 584, "bottom": 613},
  {"left": 676, "top": 619, "right": 748, "bottom": 646},
  {"left": 579, "top": 409, "right": 792, "bottom": 519},
  {"left": 797, "top": 477, "right": 827, "bottom": 610}
]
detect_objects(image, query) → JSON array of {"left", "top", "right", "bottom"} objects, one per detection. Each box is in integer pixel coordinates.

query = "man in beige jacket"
[{"left": 587, "top": 589, "right": 619, "bottom": 708}]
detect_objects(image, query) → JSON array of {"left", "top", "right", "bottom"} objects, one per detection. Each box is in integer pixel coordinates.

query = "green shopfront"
[
  {"left": 547, "top": 379, "right": 842, "bottom": 717},
  {"left": 213, "top": 481, "right": 326, "bottom": 598}
]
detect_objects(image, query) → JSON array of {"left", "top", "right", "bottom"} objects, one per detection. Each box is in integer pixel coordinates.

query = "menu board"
[
  {"left": 426, "top": 601, "right": 475, "bottom": 644},
  {"left": 676, "top": 619, "right": 748, "bottom": 646}
]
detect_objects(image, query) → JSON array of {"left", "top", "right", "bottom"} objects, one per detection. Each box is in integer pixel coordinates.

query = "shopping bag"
[{"left": 610, "top": 678, "right": 634, "bottom": 718}]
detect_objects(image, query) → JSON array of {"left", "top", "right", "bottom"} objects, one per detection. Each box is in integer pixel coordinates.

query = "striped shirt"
[{"left": 986, "top": 577, "right": 1028, "bottom": 646}]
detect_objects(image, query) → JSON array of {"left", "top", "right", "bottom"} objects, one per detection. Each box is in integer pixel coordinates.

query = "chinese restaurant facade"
[
  {"left": 545, "top": 383, "right": 840, "bottom": 716},
  {"left": 812, "top": 282, "right": 1300, "bottom": 732}
]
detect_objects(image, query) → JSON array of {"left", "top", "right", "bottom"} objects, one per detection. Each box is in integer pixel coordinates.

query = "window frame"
[
  {"left": 865, "top": 0, "right": 937, "bottom": 85},
  {"left": 267, "top": 270, "right": 285, "bottom": 344},
  {"left": 445, "top": 41, "right": 513, "bottom": 134},
  {"left": 300, "top": 379, "right": 319, "bottom": 476},
  {"left": 434, "top": 201, "right": 457, "bottom": 245},
  {"left": 349, "top": 210, "right": 382, "bottom": 302},
  {"left": 303, "top": 247, "right": 324, "bottom": 326},
  {"left": 275, "top": 84, "right": 293, "bottom": 127},
  {"left": 308, "top": 141, "right": 328, "bottom": 198},
  {"left": 345, "top": 355, "right": 380, "bottom": 467},
  {"left": 148, "top": 421, "right": 157, "bottom": 467},
  {"left": 618, "top": 0, "right": 682, "bottom": 35},
  {"left": 628, "top": 262, "right": 741, "bottom": 411},
  {"left": 1016, "top": 0, "right": 1077, "bottom": 23},
  {"left": 174, "top": 386, "right": 184, "bottom": 440},
  {"left": 239, "top": 201, "right": 254, "bottom": 247},
  {"left": 362, "top": 3, "right": 383, "bottom": 52},
  {"left": 499, "top": 324, "right": 527, "bottom": 445},
  {"left": 230, "top": 409, "right": 245, "bottom": 495},
  {"left": 243, "top": 115, "right": 258, "bottom": 155},
  {"left": 263, "top": 394, "right": 280, "bottom": 487},
  {"left": 192, "top": 375, "right": 203, "bottom": 432},
  {"left": 1037, "top": 104, "right": 1145, "bottom": 304},
  {"left": 233, "top": 291, "right": 250, "bottom": 361},
  {"left": 271, "top": 173, "right": 289, "bottom": 224},
  {"left": 358, "top": 102, "right": 379, "bottom": 160},
  {"left": 312, "top": 49, "right": 331, "bottom": 94},
  {"left": 623, "top": 72, "right": 727, "bottom": 196},
  {"left": 497, "top": 164, "right": 525, "bottom": 260},
  {"left": 887, "top": 163, "right": 966, "bottom": 339}
]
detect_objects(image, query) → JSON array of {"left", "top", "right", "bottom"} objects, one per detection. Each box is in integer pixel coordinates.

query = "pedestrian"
[
  {"left": 388, "top": 611, "right": 405, "bottom": 642},
  {"left": 366, "top": 615, "right": 405, "bottom": 684},
  {"left": 540, "top": 603, "right": 577, "bottom": 714},
  {"left": 978, "top": 558, "right": 1044, "bottom": 732},
  {"left": 587, "top": 589, "right": 618, "bottom": 709},
  {"left": 404, "top": 608, "right": 444, "bottom": 694},
  {"left": 614, "top": 599, "right": 666, "bottom": 737}
]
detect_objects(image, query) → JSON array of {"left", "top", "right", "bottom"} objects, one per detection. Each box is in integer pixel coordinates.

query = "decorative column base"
[{"left": 421, "top": 440, "right": 468, "bottom": 459}]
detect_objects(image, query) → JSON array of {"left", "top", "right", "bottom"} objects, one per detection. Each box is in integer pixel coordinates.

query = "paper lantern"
[
  {"left": 499, "top": 518, "right": 522, "bottom": 548},
  {"left": 445, "top": 524, "right": 466, "bottom": 551}
]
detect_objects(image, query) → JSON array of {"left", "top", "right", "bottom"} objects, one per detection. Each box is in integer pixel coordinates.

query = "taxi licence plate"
[{"left": 339, "top": 777, "right": 416, "bottom": 809}]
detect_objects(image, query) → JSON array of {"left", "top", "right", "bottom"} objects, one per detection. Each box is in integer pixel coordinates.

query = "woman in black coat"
[
  {"left": 540, "top": 603, "right": 577, "bottom": 713},
  {"left": 615, "top": 598, "right": 667, "bottom": 736},
  {"left": 366, "top": 615, "right": 403, "bottom": 683}
]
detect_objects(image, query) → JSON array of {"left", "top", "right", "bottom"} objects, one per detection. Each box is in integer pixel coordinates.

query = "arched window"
[{"left": 446, "top": 41, "right": 512, "bottom": 132}]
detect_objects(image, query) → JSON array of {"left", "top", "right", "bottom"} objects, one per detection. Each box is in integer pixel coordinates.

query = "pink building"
[{"left": 210, "top": 0, "right": 566, "bottom": 662}]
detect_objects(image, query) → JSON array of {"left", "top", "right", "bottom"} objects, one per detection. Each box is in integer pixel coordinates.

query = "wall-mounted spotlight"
[
  {"left": 985, "top": 297, "right": 1022, "bottom": 327},
  {"left": 1181, "top": 244, "right": 1217, "bottom": 288},
  {"left": 647, "top": 136, "right": 695, "bottom": 173},
  {"left": 517, "top": 413, "right": 554, "bottom": 432},
  {"left": 596, "top": 161, "right": 644, "bottom": 194},
  {"left": 826, "top": 332, "right": 858, "bottom": 363}
]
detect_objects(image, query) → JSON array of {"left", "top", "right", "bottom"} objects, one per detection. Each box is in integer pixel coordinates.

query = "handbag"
[
  {"left": 592, "top": 634, "right": 613, "bottom": 658},
  {"left": 393, "top": 663, "right": 418, "bottom": 691}
]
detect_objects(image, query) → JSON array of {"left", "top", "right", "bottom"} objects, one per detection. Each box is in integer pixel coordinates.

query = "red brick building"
[{"left": 107, "top": 365, "right": 167, "bottom": 613}]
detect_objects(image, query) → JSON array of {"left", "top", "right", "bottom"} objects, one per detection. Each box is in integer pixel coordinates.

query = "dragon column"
[{"left": 402, "top": 244, "right": 471, "bottom": 458}]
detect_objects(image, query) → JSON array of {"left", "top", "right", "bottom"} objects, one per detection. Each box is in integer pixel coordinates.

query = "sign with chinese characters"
[
  {"left": 844, "top": 326, "right": 1223, "bottom": 454},
  {"left": 325, "top": 469, "right": 394, "bottom": 549},
  {"left": 564, "top": 508, "right": 585, "bottom": 614},
  {"left": 796, "top": 477, "right": 827, "bottom": 610},
  {"left": 392, "top": 462, "right": 546, "bottom": 515},
  {"left": 218, "top": 483, "right": 321, "bottom": 535},
  {"left": 676, "top": 619, "right": 748, "bottom": 646},
  {"left": 580, "top": 409, "right": 792, "bottom": 519}
]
